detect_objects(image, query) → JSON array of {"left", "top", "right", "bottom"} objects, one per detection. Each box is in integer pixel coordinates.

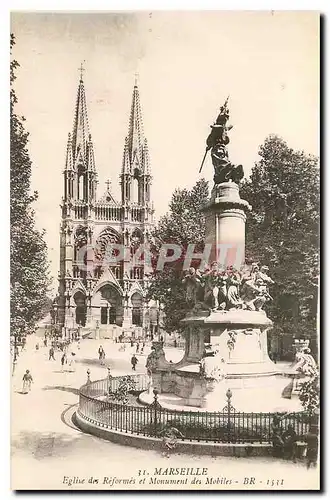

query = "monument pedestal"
[{"left": 154, "top": 309, "right": 278, "bottom": 410}]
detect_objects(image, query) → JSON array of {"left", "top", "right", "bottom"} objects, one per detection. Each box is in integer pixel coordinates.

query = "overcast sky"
[{"left": 11, "top": 11, "right": 319, "bottom": 292}]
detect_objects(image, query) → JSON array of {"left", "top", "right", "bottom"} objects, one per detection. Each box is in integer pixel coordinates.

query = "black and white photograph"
[{"left": 10, "top": 10, "right": 320, "bottom": 491}]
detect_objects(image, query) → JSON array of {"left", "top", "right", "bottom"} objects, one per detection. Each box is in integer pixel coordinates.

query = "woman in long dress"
[
  {"left": 68, "top": 352, "right": 76, "bottom": 372},
  {"left": 22, "top": 370, "right": 33, "bottom": 394}
]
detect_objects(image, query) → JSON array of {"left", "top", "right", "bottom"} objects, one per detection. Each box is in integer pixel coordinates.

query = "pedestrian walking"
[
  {"left": 35, "top": 343, "right": 39, "bottom": 351},
  {"left": 136, "top": 343, "right": 140, "bottom": 353},
  {"left": 98, "top": 345, "right": 104, "bottom": 359},
  {"left": 60, "top": 352, "right": 67, "bottom": 372},
  {"left": 131, "top": 354, "right": 138, "bottom": 371},
  {"left": 98, "top": 345, "right": 106, "bottom": 365},
  {"left": 49, "top": 346, "right": 55, "bottom": 361},
  {"left": 22, "top": 370, "right": 33, "bottom": 394},
  {"left": 43, "top": 337, "right": 48, "bottom": 347},
  {"left": 68, "top": 352, "right": 76, "bottom": 372}
]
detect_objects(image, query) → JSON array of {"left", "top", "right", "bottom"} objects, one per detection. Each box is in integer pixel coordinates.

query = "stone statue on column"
[{"left": 203, "top": 98, "right": 244, "bottom": 185}]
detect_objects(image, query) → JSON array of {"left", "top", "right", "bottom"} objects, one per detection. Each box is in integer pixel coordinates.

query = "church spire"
[
  {"left": 120, "top": 78, "right": 152, "bottom": 206},
  {"left": 63, "top": 68, "right": 97, "bottom": 205},
  {"left": 126, "top": 77, "right": 145, "bottom": 169},
  {"left": 71, "top": 69, "right": 90, "bottom": 166}
]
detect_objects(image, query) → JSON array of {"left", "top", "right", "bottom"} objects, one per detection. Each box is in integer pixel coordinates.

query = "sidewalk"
[{"left": 11, "top": 336, "right": 319, "bottom": 490}]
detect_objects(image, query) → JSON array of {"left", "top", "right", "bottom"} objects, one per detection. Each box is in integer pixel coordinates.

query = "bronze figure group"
[{"left": 182, "top": 262, "right": 274, "bottom": 312}]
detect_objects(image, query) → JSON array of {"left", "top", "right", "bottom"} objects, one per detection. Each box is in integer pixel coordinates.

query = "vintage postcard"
[{"left": 10, "top": 10, "right": 320, "bottom": 491}]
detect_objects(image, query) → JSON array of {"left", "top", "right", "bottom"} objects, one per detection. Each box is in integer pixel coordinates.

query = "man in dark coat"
[{"left": 131, "top": 354, "right": 138, "bottom": 371}]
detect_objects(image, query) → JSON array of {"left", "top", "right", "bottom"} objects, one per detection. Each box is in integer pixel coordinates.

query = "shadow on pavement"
[
  {"left": 77, "top": 358, "right": 146, "bottom": 374},
  {"left": 42, "top": 385, "right": 80, "bottom": 395},
  {"left": 11, "top": 430, "right": 85, "bottom": 460},
  {"left": 52, "top": 369, "right": 79, "bottom": 374},
  {"left": 76, "top": 358, "right": 108, "bottom": 367}
]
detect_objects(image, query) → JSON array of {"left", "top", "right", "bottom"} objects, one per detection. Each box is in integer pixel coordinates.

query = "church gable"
[
  {"left": 71, "top": 278, "right": 87, "bottom": 296},
  {"left": 92, "top": 267, "right": 123, "bottom": 295},
  {"left": 128, "top": 279, "right": 145, "bottom": 298},
  {"left": 97, "top": 181, "right": 119, "bottom": 206}
]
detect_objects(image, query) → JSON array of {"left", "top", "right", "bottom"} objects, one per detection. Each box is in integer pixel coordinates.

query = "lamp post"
[
  {"left": 107, "top": 366, "right": 112, "bottom": 394},
  {"left": 156, "top": 300, "right": 160, "bottom": 341},
  {"left": 153, "top": 389, "right": 159, "bottom": 436},
  {"left": 53, "top": 303, "right": 58, "bottom": 329}
]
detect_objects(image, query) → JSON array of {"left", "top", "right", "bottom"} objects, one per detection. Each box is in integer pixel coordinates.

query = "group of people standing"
[{"left": 48, "top": 342, "right": 77, "bottom": 372}]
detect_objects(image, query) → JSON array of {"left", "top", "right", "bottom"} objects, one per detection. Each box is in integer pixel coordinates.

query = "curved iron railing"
[{"left": 77, "top": 375, "right": 312, "bottom": 444}]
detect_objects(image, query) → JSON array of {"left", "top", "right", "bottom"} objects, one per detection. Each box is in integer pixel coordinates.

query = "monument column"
[{"left": 204, "top": 182, "right": 250, "bottom": 269}]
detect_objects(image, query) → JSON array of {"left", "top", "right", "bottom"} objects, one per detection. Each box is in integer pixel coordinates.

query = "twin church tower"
[{"left": 58, "top": 73, "right": 155, "bottom": 337}]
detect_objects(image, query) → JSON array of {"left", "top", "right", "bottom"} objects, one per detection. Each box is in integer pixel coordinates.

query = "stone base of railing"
[{"left": 74, "top": 410, "right": 307, "bottom": 458}]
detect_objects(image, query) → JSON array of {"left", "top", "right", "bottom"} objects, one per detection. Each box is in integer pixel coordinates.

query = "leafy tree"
[
  {"left": 240, "top": 135, "right": 319, "bottom": 348},
  {"left": 299, "top": 371, "right": 320, "bottom": 414},
  {"left": 10, "top": 34, "right": 51, "bottom": 338},
  {"left": 147, "top": 179, "right": 209, "bottom": 332}
]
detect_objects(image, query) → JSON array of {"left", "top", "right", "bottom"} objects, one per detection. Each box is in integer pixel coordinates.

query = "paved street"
[{"left": 11, "top": 335, "right": 319, "bottom": 490}]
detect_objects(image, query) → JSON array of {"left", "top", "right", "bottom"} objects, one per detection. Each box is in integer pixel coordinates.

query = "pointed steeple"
[
  {"left": 63, "top": 69, "right": 98, "bottom": 204},
  {"left": 126, "top": 78, "right": 145, "bottom": 169},
  {"left": 72, "top": 73, "right": 90, "bottom": 166},
  {"left": 120, "top": 77, "right": 152, "bottom": 206}
]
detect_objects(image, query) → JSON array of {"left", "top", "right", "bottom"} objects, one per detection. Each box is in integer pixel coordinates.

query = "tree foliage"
[
  {"left": 240, "top": 135, "right": 319, "bottom": 342},
  {"left": 299, "top": 371, "right": 320, "bottom": 414},
  {"left": 10, "top": 34, "right": 51, "bottom": 337},
  {"left": 108, "top": 376, "right": 137, "bottom": 405},
  {"left": 147, "top": 179, "right": 209, "bottom": 332}
]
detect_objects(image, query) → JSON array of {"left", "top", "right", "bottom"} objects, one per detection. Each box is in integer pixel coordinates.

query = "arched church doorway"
[
  {"left": 131, "top": 292, "right": 143, "bottom": 327},
  {"left": 98, "top": 285, "right": 123, "bottom": 326},
  {"left": 74, "top": 291, "right": 87, "bottom": 327}
]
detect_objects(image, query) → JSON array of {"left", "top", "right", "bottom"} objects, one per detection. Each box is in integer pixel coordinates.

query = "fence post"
[
  {"left": 107, "top": 366, "right": 112, "bottom": 394},
  {"left": 153, "top": 389, "right": 159, "bottom": 436},
  {"left": 226, "top": 388, "right": 232, "bottom": 442}
]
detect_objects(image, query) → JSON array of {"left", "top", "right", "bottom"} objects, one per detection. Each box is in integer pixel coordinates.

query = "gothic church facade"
[{"left": 57, "top": 74, "right": 155, "bottom": 338}]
